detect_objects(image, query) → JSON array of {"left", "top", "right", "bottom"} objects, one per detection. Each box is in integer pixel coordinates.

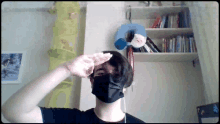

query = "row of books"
[
  {"left": 162, "top": 35, "right": 197, "bottom": 53},
  {"left": 150, "top": 9, "right": 192, "bottom": 28},
  {"left": 132, "top": 37, "right": 161, "bottom": 53},
  {"left": 143, "top": 1, "right": 185, "bottom": 7}
]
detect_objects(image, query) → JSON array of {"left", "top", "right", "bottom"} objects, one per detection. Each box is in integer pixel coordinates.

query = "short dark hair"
[{"left": 89, "top": 50, "right": 133, "bottom": 88}]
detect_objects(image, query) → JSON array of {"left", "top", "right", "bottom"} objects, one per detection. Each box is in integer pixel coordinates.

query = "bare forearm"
[{"left": 2, "top": 65, "right": 71, "bottom": 114}]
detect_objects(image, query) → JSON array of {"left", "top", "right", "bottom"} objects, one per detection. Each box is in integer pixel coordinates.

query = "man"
[{"left": 2, "top": 51, "right": 145, "bottom": 123}]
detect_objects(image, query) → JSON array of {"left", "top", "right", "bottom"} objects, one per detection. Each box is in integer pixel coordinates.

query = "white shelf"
[
  {"left": 133, "top": 53, "right": 198, "bottom": 62},
  {"left": 128, "top": 6, "right": 188, "bottom": 19},
  {"left": 146, "top": 28, "right": 193, "bottom": 39}
]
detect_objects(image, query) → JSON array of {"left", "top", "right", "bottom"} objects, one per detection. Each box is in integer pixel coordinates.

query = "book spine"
[
  {"left": 160, "top": 16, "right": 166, "bottom": 28},
  {"left": 182, "top": 36, "right": 185, "bottom": 53},
  {"left": 142, "top": 45, "right": 148, "bottom": 52},
  {"left": 164, "top": 38, "right": 167, "bottom": 52},
  {"left": 172, "top": 38, "right": 176, "bottom": 52},
  {"left": 140, "top": 47, "right": 144, "bottom": 52},
  {"left": 177, "top": 13, "right": 179, "bottom": 28},
  {"left": 162, "top": 39, "right": 165, "bottom": 52},
  {"left": 164, "top": 15, "right": 169, "bottom": 28},
  {"left": 157, "top": 18, "right": 162, "bottom": 28},
  {"left": 185, "top": 37, "right": 189, "bottom": 52},
  {"left": 169, "top": 38, "right": 173, "bottom": 52},
  {"left": 173, "top": 14, "right": 176, "bottom": 28},
  {"left": 188, "top": 37, "right": 191, "bottom": 52},
  {"left": 176, "top": 36, "right": 181, "bottom": 52},
  {"left": 151, "top": 16, "right": 161, "bottom": 28},
  {"left": 189, "top": 37, "right": 194, "bottom": 52},
  {"left": 183, "top": 10, "right": 188, "bottom": 28},
  {"left": 170, "top": 14, "right": 173, "bottom": 28},
  {"left": 193, "top": 38, "right": 197, "bottom": 52},
  {"left": 168, "top": 15, "right": 171, "bottom": 28},
  {"left": 188, "top": 10, "right": 192, "bottom": 28},
  {"left": 144, "top": 44, "right": 153, "bottom": 53},
  {"left": 178, "top": 12, "right": 182, "bottom": 28},
  {"left": 175, "top": 14, "right": 179, "bottom": 28},
  {"left": 150, "top": 43, "right": 159, "bottom": 52},
  {"left": 146, "top": 40, "right": 157, "bottom": 52},
  {"left": 147, "top": 37, "right": 161, "bottom": 52},
  {"left": 185, "top": 36, "right": 188, "bottom": 52}
]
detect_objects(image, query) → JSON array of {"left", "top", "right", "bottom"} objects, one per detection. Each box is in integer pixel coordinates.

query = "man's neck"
[{"left": 94, "top": 98, "right": 125, "bottom": 122}]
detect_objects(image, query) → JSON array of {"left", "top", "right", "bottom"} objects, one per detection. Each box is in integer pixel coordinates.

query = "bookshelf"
[
  {"left": 145, "top": 28, "right": 193, "bottom": 39},
  {"left": 126, "top": 5, "right": 198, "bottom": 63},
  {"left": 134, "top": 53, "right": 198, "bottom": 62},
  {"left": 128, "top": 6, "right": 188, "bottom": 19}
]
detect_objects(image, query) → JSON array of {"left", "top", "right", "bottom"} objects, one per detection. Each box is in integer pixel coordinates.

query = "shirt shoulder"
[
  {"left": 126, "top": 113, "right": 146, "bottom": 123},
  {"left": 39, "top": 106, "right": 88, "bottom": 123}
]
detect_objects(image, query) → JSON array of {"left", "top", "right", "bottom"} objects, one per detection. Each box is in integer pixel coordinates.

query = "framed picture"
[
  {"left": 1, "top": 51, "right": 27, "bottom": 84},
  {"left": 197, "top": 102, "right": 219, "bottom": 123}
]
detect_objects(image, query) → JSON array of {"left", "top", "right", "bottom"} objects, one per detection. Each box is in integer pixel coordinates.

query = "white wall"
[
  {"left": 80, "top": 2, "right": 205, "bottom": 123},
  {"left": 1, "top": 2, "right": 87, "bottom": 122},
  {"left": 1, "top": 2, "right": 57, "bottom": 123}
]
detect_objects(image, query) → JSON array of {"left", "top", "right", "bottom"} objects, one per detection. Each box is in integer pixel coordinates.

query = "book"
[
  {"left": 176, "top": 35, "right": 181, "bottom": 52},
  {"left": 160, "top": 15, "right": 166, "bottom": 28},
  {"left": 188, "top": 10, "right": 192, "bottom": 28},
  {"left": 169, "top": 38, "right": 173, "bottom": 52},
  {"left": 189, "top": 37, "right": 194, "bottom": 52},
  {"left": 140, "top": 47, "right": 144, "bottom": 52},
  {"left": 143, "top": 44, "right": 153, "bottom": 53},
  {"left": 183, "top": 9, "right": 189, "bottom": 28},
  {"left": 182, "top": 36, "right": 185, "bottom": 52},
  {"left": 146, "top": 40, "right": 157, "bottom": 52},
  {"left": 176, "top": 13, "right": 180, "bottom": 28},
  {"left": 193, "top": 38, "right": 197, "bottom": 52},
  {"left": 151, "top": 15, "right": 162, "bottom": 28},
  {"left": 185, "top": 37, "right": 189, "bottom": 52},
  {"left": 148, "top": 40, "right": 159, "bottom": 52},
  {"left": 164, "top": 15, "right": 169, "bottom": 28},
  {"left": 172, "top": 37, "right": 176, "bottom": 52},
  {"left": 156, "top": 18, "right": 162, "bottom": 28},
  {"left": 170, "top": 14, "right": 174, "bottom": 28},
  {"left": 162, "top": 39, "right": 165, "bottom": 52},
  {"left": 168, "top": 14, "right": 171, "bottom": 28},
  {"left": 174, "top": 14, "right": 179, "bottom": 28},
  {"left": 166, "top": 38, "right": 170, "bottom": 52},
  {"left": 142, "top": 46, "right": 148, "bottom": 52},
  {"left": 178, "top": 12, "right": 183, "bottom": 28},
  {"left": 164, "top": 38, "right": 167, "bottom": 52},
  {"left": 147, "top": 37, "right": 161, "bottom": 52}
]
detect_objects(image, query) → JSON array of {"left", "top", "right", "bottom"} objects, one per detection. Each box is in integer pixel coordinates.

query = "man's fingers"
[
  {"left": 94, "top": 56, "right": 112, "bottom": 66},
  {"left": 87, "top": 53, "right": 112, "bottom": 65}
]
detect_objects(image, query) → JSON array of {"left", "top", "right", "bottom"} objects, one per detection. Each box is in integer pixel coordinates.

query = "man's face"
[{"left": 90, "top": 61, "right": 119, "bottom": 85}]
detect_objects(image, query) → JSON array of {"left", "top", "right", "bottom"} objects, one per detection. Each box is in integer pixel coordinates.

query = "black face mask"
[{"left": 91, "top": 74, "right": 126, "bottom": 103}]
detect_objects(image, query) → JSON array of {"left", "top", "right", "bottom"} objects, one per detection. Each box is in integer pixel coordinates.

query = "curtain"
[{"left": 44, "top": 2, "right": 80, "bottom": 108}]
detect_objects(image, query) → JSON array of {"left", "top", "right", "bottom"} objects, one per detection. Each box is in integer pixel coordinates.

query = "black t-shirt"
[{"left": 39, "top": 107, "right": 145, "bottom": 123}]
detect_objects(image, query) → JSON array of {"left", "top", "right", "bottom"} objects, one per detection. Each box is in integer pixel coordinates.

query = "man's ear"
[
  {"left": 90, "top": 77, "right": 94, "bottom": 88},
  {"left": 123, "top": 88, "right": 126, "bottom": 93}
]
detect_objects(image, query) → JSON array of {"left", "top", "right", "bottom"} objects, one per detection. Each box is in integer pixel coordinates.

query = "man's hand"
[{"left": 64, "top": 53, "right": 112, "bottom": 78}]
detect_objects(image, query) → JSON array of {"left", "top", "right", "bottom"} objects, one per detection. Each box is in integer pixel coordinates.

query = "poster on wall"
[{"left": 1, "top": 51, "right": 27, "bottom": 84}]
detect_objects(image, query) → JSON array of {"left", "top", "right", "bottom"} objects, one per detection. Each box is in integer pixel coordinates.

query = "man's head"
[{"left": 89, "top": 51, "right": 133, "bottom": 94}]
